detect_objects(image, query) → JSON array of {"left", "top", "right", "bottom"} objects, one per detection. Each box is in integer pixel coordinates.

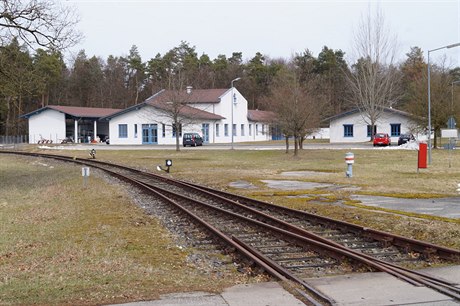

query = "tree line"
[{"left": 0, "top": 1, "right": 459, "bottom": 152}]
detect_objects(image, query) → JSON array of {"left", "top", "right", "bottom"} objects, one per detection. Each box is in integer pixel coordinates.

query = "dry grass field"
[
  {"left": 1, "top": 147, "right": 459, "bottom": 304},
  {"left": 0, "top": 155, "right": 253, "bottom": 305}
]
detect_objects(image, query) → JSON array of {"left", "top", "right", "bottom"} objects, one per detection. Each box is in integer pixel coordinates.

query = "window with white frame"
[
  {"left": 216, "top": 123, "right": 220, "bottom": 137},
  {"left": 119, "top": 124, "right": 127, "bottom": 138},
  {"left": 367, "top": 125, "right": 377, "bottom": 137},
  {"left": 390, "top": 124, "right": 401, "bottom": 137},
  {"left": 249, "top": 124, "right": 252, "bottom": 136},
  {"left": 224, "top": 124, "right": 229, "bottom": 136},
  {"left": 343, "top": 124, "right": 353, "bottom": 137},
  {"left": 256, "top": 124, "right": 259, "bottom": 136},
  {"left": 241, "top": 124, "right": 245, "bottom": 136}
]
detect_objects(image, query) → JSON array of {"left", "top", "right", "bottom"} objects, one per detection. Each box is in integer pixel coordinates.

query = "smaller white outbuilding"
[
  {"left": 328, "top": 108, "right": 424, "bottom": 143},
  {"left": 21, "top": 105, "right": 121, "bottom": 144}
]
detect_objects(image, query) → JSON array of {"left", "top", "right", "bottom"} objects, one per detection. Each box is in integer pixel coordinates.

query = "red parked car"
[{"left": 373, "top": 133, "right": 391, "bottom": 146}]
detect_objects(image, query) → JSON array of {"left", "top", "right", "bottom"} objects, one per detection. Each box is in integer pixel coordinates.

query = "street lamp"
[
  {"left": 427, "top": 42, "right": 460, "bottom": 164},
  {"left": 231, "top": 77, "right": 241, "bottom": 150},
  {"left": 451, "top": 80, "right": 460, "bottom": 113}
]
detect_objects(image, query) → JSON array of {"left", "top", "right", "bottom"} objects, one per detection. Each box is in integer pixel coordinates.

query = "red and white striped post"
[{"left": 345, "top": 152, "right": 354, "bottom": 178}]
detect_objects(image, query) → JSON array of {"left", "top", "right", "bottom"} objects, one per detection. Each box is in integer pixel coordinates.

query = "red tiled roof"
[
  {"left": 148, "top": 88, "right": 229, "bottom": 104},
  {"left": 148, "top": 100, "right": 225, "bottom": 120},
  {"left": 247, "top": 110, "right": 276, "bottom": 122},
  {"left": 22, "top": 105, "right": 122, "bottom": 118},
  {"left": 47, "top": 105, "right": 122, "bottom": 117}
]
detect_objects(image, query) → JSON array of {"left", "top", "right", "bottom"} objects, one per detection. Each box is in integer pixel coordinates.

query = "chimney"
[{"left": 186, "top": 86, "right": 193, "bottom": 94}]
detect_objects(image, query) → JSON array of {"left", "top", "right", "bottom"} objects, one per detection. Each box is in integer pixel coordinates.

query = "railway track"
[{"left": 2, "top": 151, "right": 460, "bottom": 305}]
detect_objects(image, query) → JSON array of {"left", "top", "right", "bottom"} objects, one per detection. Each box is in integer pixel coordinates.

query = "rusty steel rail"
[
  {"left": 2, "top": 151, "right": 460, "bottom": 302},
  {"left": 181, "top": 180, "right": 460, "bottom": 261},
  {"left": 126, "top": 175, "right": 460, "bottom": 300}
]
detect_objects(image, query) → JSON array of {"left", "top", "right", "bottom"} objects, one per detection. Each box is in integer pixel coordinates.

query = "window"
[
  {"left": 262, "top": 124, "right": 265, "bottom": 135},
  {"left": 119, "top": 124, "right": 128, "bottom": 138},
  {"left": 390, "top": 124, "right": 401, "bottom": 137},
  {"left": 162, "top": 124, "right": 165, "bottom": 138},
  {"left": 343, "top": 124, "right": 353, "bottom": 137},
  {"left": 249, "top": 124, "right": 252, "bottom": 136},
  {"left": 241, "top": 124, "right": 245, "bottom": 136},
  {"left": 256, "top": 124, "right": 259, "bottom": 136},
  {"left": 224, "top": 124, "right": 229, "bottom": 137},
  {"left": 172, "top": 123, "right": 182, "bottom": 137},
  {"left": 232, "top": 124, "right": 237, "bottom": 136},
  {"left": 367, "top": 125, "right": 377, "bottom": 137},
  {"left": 134, "top": 124, "right": 138, "bottom": 138},
  {"left": 216, "top": 123, "right": 220, "bottom": 137}
]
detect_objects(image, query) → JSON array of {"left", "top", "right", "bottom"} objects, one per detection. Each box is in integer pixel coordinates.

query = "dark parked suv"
[
  {"left": 398, "top": 133, "right": 415, "bottom": 146},
  {"left": 183, "top": 133, "right": 203, "bottom": 147}
]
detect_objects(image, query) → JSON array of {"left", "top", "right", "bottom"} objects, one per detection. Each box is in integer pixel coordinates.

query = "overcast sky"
[{"left": 64, "top": 0, "right": 460, "bottom": 66}]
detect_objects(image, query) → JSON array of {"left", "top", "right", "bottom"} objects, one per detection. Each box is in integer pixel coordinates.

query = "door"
[
  {"left": 142, "top": 124, "right": 158, "bottom": 144},
  {"left": 202, "top": 123, "right": 209, "bottom": 143}
]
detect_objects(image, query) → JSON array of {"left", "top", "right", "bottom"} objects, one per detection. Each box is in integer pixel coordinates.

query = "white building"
[
  {"left": 102, "top": 88, "right": 273, "bottom": 145},
  {"left": 22, "top": 88, "right": 274, "bottom": 145},
  {"left": 328, "top": 108, "right": 423, "bottom": 143},
  {"left": 21, "top": 105, "right": 121, "bottom": 144}
]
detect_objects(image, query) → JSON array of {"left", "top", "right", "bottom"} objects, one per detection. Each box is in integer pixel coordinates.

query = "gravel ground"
[{"left": 95, "top": 169, "right": 264, "bottom": 281}]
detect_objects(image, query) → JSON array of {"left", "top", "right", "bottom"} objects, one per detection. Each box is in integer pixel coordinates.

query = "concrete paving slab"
[
  {"left": 305, "top": 265, "right": 460, "bottom": 306},
  {"left": 261, "top": 180, "right": 334, "bottom": 190},
  {"left": 110, "top": 282, "right": 304, "bottom": 306},
  {"left": 352, "top": 195, "right": 460, "bottom": 219},
  {"left": 228, "top": 180, "right": 257, "bottom": 189},
  {"left": 280, "top": 171, "right": 330, "bottom": 177},
  {"left": 113, "top": 292, "right": 227, "bottom": 306},
  {"left": 221, "top": 282, "right": 304, "bottom": 306}
]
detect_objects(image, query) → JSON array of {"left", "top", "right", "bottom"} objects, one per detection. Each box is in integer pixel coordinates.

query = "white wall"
[
  {"left": 108, "top": 89, "right": 271, "bottom": 145},
  {"left": 211, "top": 88, "right": 270, "bottom": 143},
  {"left": 306, "top": 128, "right": 330, "bottom": 139},
  {"left": 330, "top": 111, "right": 418, "bottom": 143},
  {"left": 28, "top": 109, "right": 65, "bottom": 143},
  {"left": 108, "top": 106, "right": 211, "bottom": 145}
]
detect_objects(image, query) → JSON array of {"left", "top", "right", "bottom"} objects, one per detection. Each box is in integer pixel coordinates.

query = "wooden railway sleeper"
[{"left": 6, "top": 152, "right": 460, "bottom": 302}]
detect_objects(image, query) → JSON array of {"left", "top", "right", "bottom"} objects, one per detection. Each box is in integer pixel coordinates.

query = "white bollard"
[{"left": 345, "top": 152, "right": 354, "bottom": 178}]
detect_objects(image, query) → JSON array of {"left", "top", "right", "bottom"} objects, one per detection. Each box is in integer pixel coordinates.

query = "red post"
[{"left": 418, "top": 143, "right": 427, "bottom": 169}]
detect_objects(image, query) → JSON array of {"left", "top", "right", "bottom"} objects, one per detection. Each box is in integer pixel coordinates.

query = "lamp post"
[
  {"left": 231, "top": 77, "right": 241, "bottom": 150},
  {"left": 427, "top": 42, "right": 460, "bottom": 164}
]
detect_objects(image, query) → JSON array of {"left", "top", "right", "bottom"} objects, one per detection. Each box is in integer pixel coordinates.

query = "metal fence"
[{"left": 0, "top": 135, "right": 29, "bottom": 145}]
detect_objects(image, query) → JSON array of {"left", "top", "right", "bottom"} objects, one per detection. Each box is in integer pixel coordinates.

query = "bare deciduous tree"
[
  {"left": 346, "top": 8, "right": 402, "bottom": 140},
  {"left": 264, "top": 65, "right": 321, "bottom": 156},
  {"left": 0, "top": 0, "right": 81, "bottom": 50},
  {"left": 142, "top": 71, "right": 216, "bottom": 151}
]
